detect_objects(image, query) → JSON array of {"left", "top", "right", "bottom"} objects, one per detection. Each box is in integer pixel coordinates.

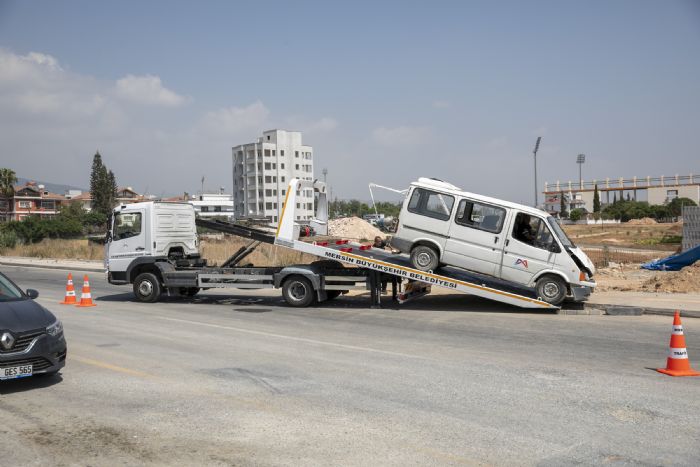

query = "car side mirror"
[
  {"left": 26, "top": 289, "right": 39, "bottom": 299},
  {"left": 549, "top": 243, "right": 561, "bottom": 254}
]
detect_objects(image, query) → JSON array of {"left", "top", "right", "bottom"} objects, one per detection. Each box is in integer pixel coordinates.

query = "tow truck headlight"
[{"left": 47, "top": 320, "right": 64, "bottom": 337}]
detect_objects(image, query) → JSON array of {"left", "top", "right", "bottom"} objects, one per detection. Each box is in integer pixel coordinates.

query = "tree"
[
  {"left": 569, "top": 208, "right": 585, "bottom": 222},
  {"left": 90, "top": 151, "right": 105, "bottom": 215},
  {"left": 559, "top": 192, "right": 568, "bottom": 218},
  {"left": 593, "top": 185, "right": 601, "bottom": 213},
  {"left": 667, "top": 197, "right": 697, "bottom": 217},
  {"left": 613, "top": 193, "right": 617, "bottom": 204},
  {"left": 89, "top": 151, "right": 118, "bottom": 218},
  {"left": 0, "top": 167, "right": 17, "bottom": 198}
]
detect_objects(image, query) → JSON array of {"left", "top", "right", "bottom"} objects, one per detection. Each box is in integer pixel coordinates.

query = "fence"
[
  {"left": 579, "top": 246, "right": 669, "bottom": 269},
  {"left": 683, "top": 206, "right": 700, "bottom": 251}
]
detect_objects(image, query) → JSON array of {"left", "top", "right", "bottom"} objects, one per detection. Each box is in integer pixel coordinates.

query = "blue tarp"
[{"left": 641, "top": 244, "right": 700, "bottom": 271}]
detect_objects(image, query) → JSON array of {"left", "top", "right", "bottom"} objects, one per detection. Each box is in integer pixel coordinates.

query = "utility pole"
[
  {"left": 576, "top": 154, "right": 585, "bottom": 189},
  {"left": 533, "top": 137, "right": 542, "bottom": 208}
]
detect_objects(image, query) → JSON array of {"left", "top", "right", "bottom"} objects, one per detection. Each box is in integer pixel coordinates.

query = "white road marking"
[{"left": 159, "top": 316, "right": 434, "bottom": 361}]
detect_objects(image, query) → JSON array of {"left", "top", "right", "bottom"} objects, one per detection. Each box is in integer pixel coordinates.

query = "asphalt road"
[{"left": 2, "top": 265, "right": 699, "bottom": 466}]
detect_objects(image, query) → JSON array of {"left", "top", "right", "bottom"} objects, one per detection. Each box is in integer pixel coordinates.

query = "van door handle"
[
  {"left": 135, "top": 247, "right": 145, "bottom": 251},
  {"left": 505, "top": 239, "right": 510, "bottom": 247},
  {"left": 494, "top": 236, "right": 499, "bottom": 244}
]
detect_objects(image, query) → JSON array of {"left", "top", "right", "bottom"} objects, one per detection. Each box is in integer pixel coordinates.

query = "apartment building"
[
  {"left": 232, "top": 129, "right": 314, "bottom": 223},
  {"left": 0, "top": 182, "right": 65, "bottom": 221}
]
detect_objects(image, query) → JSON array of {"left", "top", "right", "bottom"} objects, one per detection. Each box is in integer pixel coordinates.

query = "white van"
[{"left": 390, "top": 178, "right": 596, "bottom": 305}]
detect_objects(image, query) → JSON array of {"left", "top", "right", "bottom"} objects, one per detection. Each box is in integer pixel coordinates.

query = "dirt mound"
[
  {"left": 627, "top": 217, "right": 657, "bottom": 225},
  {"left": 329, "top": 217, "right": 385, "bottom": 241},
  {"left": 595, "top": 261, "right": 700, "bottom": 293},
  {"left": 640, "top": 262, "right": 700, "bottom": 293}
]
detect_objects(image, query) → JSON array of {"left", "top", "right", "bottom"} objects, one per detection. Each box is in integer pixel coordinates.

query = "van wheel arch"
[
  {"left": 410, "top": 243, "right": 440, "bottom": 272},
  {"left": 535, "top": 274, "right": 568, "bottom": 306}
]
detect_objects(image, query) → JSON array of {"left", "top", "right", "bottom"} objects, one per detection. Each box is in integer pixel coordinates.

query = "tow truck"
[{"left": 106, "top": 178, "right": 574, "bottom": 310}]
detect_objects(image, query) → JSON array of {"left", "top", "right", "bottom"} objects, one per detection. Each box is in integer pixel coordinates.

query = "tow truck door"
[{"left": 108, "top": 208, "right": 148, "bottom": 274}]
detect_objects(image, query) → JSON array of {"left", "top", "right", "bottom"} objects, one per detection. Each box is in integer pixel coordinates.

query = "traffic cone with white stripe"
[
  {"left": 76, "top": 274, "right": 97, "bottom": 308},
  {"left": 60, "top": 273, "right": 77, "bottom": 305},
  {"left": 657, "top": 311, "right": 700, "bottom": 377}
]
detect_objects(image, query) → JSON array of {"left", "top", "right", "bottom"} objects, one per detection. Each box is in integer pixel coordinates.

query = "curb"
[
  {"left": 0, "top": 260, "right": 105, "bottom": 273},
  {"left": 584, "top": 303, "right": 700, "bottom": 319}
]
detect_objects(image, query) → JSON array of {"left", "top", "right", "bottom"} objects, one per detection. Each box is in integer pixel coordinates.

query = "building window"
[
  {"left": 272, "top": 163, "right": 276, "bottom": 169},
  {"left": 214, "top": 206, "right": 222, "bottom": 212},
  {"left": 18, "top": 200, "right": 32, "bottom": 209},
  {"left": 201, "top": 206, "right": 209, "bottom": 212},
  {"left": 265, "top": 163, "right": 271, "bottom": 170},
  {"left": 282, "top": 190, "right": 286, "bottom": 195},
  {"left": 295, "top": 151, "right": 299, "bottom": 158},
  {"left": 281, "top": 163, "right": 285, "bottom": 169},
  {"left": 267, "top": 135, "right": 270, "bottom": 141},
  {"left": 265, "top": 149, "right": 270, "bottom": 157},
  {"left": 272, "top": 150, "right": 276, "bottom": 156},
  {"left": 281, "top": 177, "right": 286, "bottom": 183},
  {"left": 280, "top": 150, "right": 284, "bottom": 156},
  {"left": 667, "top": 190, "right": 678, "bottom": 199},
  {"left": 295, "top": 164, "right": 299, "bottom": 170},
  {"left": 266, "top": 202, "right": 273, "bottom": 210},
  {"left": 40, "top": 200, "right": 55, "bottom": 210},
  {"left": 273, "top": 216, "right": 277, "bottom": 222},
  {"left": 265, "top": 176, "right": 272, "bottom": 183}
]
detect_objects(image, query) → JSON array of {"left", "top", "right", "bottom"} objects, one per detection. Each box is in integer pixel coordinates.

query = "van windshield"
[{"left": 547, "top": 217, "right": 575, "bottom": 249}]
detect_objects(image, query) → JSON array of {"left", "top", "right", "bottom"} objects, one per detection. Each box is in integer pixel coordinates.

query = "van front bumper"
[{"left": 570, "top": 284, "right": 593, "bottom": 302}]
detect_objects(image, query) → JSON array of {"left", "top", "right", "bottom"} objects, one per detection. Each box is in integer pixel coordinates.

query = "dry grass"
[
  {"left": 0, "top": 237, "right": 317, "bottom": 266},
  {"left": 200, "top": 238, "right": 317, "bottom": 266},
  {"left": 563, "top": 222, "right": 682, "bottom": 250},
  {"left": 0, "top": 238, "right": 104, "bottom": 260}
]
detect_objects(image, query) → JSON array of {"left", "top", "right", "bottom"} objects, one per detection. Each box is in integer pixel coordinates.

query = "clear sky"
[{"left": 1, "top": 0, "right": 699, "bottom": 203}]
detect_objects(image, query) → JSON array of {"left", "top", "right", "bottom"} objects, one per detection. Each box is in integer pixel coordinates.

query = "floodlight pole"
[
  {"left": 577, "top": 154, "right": 586, "bottom": 189},
  {"left": 533, "top": 137, "right": 542, "bottom": 208}
]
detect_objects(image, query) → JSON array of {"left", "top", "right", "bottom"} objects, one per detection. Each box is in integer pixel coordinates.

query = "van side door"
[
  {"left": 443, "top": 199, "right": 507, "bottom": 276},
  {"left": 500, "top": 212, "right": 558, "bottom": 286}
]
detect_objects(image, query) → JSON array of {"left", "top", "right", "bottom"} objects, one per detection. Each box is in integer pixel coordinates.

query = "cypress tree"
[
  {"left": 593, "top": 185, "right": 601, "bottom": 213},
  {"left": 89, "top": 152, "right": 105, "bottom": 215},
  {"left": 559, "top": 192, "right": 568, "bottom": 218}
]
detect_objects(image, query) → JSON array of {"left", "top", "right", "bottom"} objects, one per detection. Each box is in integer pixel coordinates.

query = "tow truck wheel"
[
  {"left": 133, "top": 272, "right": 162, "bottom": 303},
  {"left": 282, "top": 276, "right": 316, "bottom": 307},
  {"left": 410, "top": 245, "right": 439, "bottom": 272},
  {"left": 536, "top": 275, "right": 567, "bottom": 306}
]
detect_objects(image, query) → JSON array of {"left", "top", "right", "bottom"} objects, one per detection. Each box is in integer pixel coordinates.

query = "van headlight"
[{"left": 46, "top": 320, "right": 64, "bottom": 337}]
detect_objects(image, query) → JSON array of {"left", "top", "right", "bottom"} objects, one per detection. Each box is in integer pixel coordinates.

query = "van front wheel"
[
  {"left": 410, "top": 245, "right": 439, "bottom": 272},
  {"left": 536, "top": 275, "right": 567, "bottom": 306}
]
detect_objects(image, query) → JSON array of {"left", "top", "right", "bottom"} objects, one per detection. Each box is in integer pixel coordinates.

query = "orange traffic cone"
[
  {"left": 60, "top": 273, "right": 77, "bottom": 305},
  {"left": 76, "top": 275, "right": 97, "bottom": 308},
  {"left": 657, "top": 311, "right": 700, "bottom": 377}
]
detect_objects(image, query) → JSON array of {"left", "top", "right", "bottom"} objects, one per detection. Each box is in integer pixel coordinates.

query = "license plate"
[{"left": 0, "top": 365, "right": 33, "bottom": 380}]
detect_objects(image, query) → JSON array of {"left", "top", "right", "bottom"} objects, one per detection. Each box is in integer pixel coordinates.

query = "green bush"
[
  {"left": 569, "top": 209, "right": 585, "bottom": 222},
  {"left": 0, "top": 229, "right": 17, "bottom": 249}
]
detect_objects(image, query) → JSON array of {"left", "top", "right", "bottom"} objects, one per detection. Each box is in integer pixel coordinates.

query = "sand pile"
[
  {"left": 329, "top": 217, "right": 385, "bottom": 241},
  {"left": 595, "top": 261, "right": 700, "bottom": 293},
  {"left": 627, "top": 217, "right": 657, "bottom": 225},
  {"left": 640, "top": 262, "right": 700, "bottom": 293}
]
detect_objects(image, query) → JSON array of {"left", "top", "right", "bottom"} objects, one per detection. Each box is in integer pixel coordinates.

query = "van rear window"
[{"left": 407, "top": 188, "right": 454, "bottom": 221}]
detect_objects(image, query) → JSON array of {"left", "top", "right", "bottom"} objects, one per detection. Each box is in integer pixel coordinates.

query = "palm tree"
[
  {"left": 0, "top": 168, "right": 18, "bottom": 221},
  {"left": 0, "top": 168, "right": 17, "bottom": 198}
]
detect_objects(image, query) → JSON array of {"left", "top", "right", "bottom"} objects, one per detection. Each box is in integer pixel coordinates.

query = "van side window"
[
  {"left": 407, "top": 188, "right": 454, "bottom": 221},
  {"left": 512, "top": 213, "right": 555, "bottom": 250},
  {"left": 454, "top": 200, "right": 505, "bottom": 233}
]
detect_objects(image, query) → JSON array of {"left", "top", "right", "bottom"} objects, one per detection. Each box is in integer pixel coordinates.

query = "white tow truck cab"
[
  {"left": 389, "top": 178, "right": 595, "bottom": 306},
  {"left": 106, "top": 202, "right": 201, "bottom": 286}
]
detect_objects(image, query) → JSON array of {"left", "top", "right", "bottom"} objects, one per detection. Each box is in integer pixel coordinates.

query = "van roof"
[{"left": 412, "top": 178, "right": 550, "bottom": 217}]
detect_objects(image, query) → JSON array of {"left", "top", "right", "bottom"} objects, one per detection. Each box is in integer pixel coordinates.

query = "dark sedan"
[{"left": 0, "top": 271, "right": 67, "bottom": 381}]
